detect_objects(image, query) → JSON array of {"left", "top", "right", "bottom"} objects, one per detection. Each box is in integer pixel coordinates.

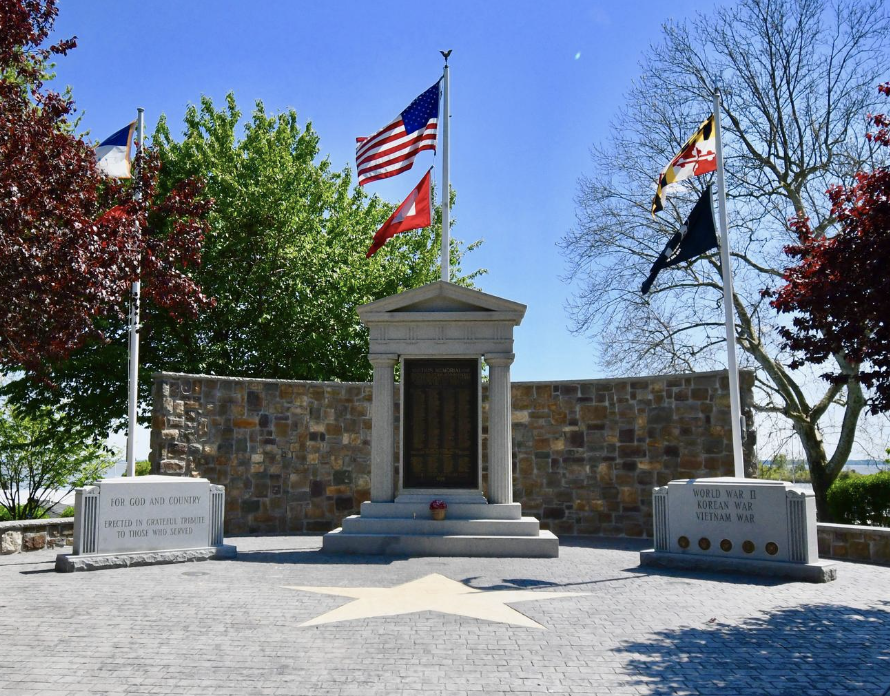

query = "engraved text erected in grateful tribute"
[{"left": 403, "top": 359, "right": 478, "bottom": 489}]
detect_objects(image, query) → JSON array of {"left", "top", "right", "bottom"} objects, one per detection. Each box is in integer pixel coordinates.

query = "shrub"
[
  {"left": 836, "top": 469, "right": 862, "bottom": 481},
  {"left": 59, "top": 506, "right": 76, "bottom": 518},
  {"left": 123, "top": 459, "right": 152, "bottom": 477},
  {"left": 826, "top": 471, "right": 890, "bottom": 526},
  {"left": 0, "top": 505, "right": 49, "bottom": 521}
]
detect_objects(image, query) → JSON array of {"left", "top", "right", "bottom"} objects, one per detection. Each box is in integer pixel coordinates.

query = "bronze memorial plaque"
[{"left": 403, "top": 359, "right": 478, "bottom": 489}]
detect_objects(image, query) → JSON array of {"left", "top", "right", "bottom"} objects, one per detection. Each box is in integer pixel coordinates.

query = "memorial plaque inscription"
[
  {"left": 403, "top": 359, "right": 478, "bottom": 489},
  {"left": 93, "top": 478, "right": 211, "bottom": 553}
]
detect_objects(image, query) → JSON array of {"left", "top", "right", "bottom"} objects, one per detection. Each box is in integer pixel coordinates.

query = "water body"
[{"left": 844, "top": 461, "right": 887, "bottom": 475}]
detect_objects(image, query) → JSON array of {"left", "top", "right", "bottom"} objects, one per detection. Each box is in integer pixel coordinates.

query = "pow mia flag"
[{"left": 641, "top": 185, "right": 718, "bottom": 295}]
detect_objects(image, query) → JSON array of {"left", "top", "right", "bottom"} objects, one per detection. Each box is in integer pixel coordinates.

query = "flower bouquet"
[{"left": 429, "top": 499, "right": 447, "bottom": 521}]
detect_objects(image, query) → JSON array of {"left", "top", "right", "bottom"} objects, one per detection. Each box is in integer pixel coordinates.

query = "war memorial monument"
[{"left": 323, "top": 280, "right": 557, "bottom": 556}]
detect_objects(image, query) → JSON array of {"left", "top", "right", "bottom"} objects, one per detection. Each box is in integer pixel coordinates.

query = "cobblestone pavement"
[{"left": 2, "top": 536, "right": 889, "bottom": 696}]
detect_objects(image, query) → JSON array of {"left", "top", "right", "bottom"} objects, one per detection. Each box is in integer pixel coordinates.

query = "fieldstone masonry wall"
[
  {"left": 0, "top": 519, "right": 74, "bottom": 554},
  {"left": 8, "top": 372, "right": 888, "bottom": 564},
  {"left": 818, "top": 523, "right": 890, "bottom": 566},
  {"left": 152, "top": 369, "right": 756, "bottom": 538}
]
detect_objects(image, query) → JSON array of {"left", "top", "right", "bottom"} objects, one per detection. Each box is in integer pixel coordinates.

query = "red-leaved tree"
[
  {"left": 772, "top": 83, "right": 890, "bottom": 417},
  {"left": 0, "top": 0, "right": 209, "bottom": 375}
]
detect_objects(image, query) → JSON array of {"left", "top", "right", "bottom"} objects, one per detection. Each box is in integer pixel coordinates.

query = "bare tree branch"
[{"left": 561, "top": 0, "right": 889, "bottom": 517}]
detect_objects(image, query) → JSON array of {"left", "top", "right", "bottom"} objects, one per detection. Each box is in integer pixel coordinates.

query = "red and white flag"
[
  {"left": 356, "top": 83, "right": 439, "bottom": 186},
  {"left": 367, "top": 169, "right": 432, "bottom": 257}
]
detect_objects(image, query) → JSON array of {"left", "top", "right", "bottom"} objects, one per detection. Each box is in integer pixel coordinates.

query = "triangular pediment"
[{"left": 358, "top": 281, "right": 526, "bottom": 318}]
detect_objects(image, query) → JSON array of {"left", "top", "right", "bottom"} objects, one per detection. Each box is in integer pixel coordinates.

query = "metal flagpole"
[
  {"left": 712, "top": 89, "right": 745, "bottom": 478},
  {"left": 440, "top": 51, "right": 451, "bottom": 283},
  {"left": 125, "top": 107, "right": 144, "bottom": 478}
]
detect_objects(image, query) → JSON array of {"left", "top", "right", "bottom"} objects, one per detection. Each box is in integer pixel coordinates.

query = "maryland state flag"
[
  {"left": 367, "top": 169, "right": 432, "bottom": 257},
  {"left": 642, "top": 186, "right": 718, "bottom": 295},
  {"left": 651, "top": 115, "right": 716, "bottom": 215}
]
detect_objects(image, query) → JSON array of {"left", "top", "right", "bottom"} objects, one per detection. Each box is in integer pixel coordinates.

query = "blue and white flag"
[{"left": 95, "top": 122, "right": 136, "bottom": 178}]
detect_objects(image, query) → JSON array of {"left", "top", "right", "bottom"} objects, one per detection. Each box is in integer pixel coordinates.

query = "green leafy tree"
[
  {"left": 0, "top": 404, "right": 114, "bottom": 520},
  {"left": 3, "top": 94, "right": 481, "bottom": 438}
]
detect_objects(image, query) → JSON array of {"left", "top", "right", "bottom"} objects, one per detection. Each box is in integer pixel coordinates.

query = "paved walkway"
[{"left": 2, "top": 536, "right": 889, "bottom": 695}]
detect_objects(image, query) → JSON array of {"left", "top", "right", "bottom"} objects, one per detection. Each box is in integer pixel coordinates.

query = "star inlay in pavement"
[{"left": 284, "top": 573, "right": 587, "bottom": 629}]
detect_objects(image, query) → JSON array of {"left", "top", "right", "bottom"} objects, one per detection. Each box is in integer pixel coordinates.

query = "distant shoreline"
[{"left": 844, "top": 462, "right": 887, "bottom": 475}]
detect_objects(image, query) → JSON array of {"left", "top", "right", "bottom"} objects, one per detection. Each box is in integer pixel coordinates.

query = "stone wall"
[
  {"left": 818, "top": 523, "right": 890, "bottom": 566},
  {"left": 151, "top": 369, "right": 756, "bottom": 537},
  {"left": 0, "top": 518, "right": 74, "bottom": 554}
]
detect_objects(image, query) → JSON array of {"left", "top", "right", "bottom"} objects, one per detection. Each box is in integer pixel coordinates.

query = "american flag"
[{"left": 356, "top": 82, "right": 440, "bottom": 186}]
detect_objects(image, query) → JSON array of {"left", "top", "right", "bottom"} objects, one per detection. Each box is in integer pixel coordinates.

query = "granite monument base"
[
  {"left": 639, "top": 548, "right": 836, "bottom": 583},
  {"left": 55, "top": 544, "right": 237, "bottom": 573},
  {"left": 323, "top": 499, "right": 558, "bottom": 557}
]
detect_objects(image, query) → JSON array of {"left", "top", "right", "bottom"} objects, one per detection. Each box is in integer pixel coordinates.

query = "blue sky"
[
  {"left": 50, "top": 0, "right": 710, "bottom": 381},
  {"left": 50, "top": 0, "right": 724, "bottom": 457}
]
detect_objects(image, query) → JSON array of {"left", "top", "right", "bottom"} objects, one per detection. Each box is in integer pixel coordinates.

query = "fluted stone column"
[
  {"left": 369, "top": 354, "right": 398, "bottom": 502},
  {"left": 486, "top": 353, "right": 515, "bottom": 504}
]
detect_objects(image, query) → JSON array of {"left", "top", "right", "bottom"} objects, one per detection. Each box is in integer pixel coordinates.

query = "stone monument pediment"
[
  {"left": 359, "top": 281, "right": 526, "bottom": 356},
  {"left": 358, "top": 281, "right": 526, "bottom": 322}
]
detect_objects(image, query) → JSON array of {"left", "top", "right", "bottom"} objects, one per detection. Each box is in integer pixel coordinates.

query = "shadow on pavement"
[
  {"left": 560, "top": 535, "right": 796, "bottom": 587},
  {"left": 557, "top": 534, "right": 652, "bottom": 552},
  {"left": 622, "top": 564, "right": 792, "bottom": 587},
  {"left": 616, "top": 601, "right": 890, "bottom": 695},
  {"left": 460, "top": 573, "right": 649, "bottom": 591},
  {"left": 234, "top": 548, "right": 403, "bottom": 566}
]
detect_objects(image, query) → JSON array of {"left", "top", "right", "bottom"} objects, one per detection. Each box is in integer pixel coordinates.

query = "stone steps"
[
  {"left": 325, "top": 500, "right": 558, "bottom": 558},
  {"left": 359, "top": 501, "right": 522, "bottom": 520},
  {"left": 322, "top": 530, "right": 559, "bottom": 558},
  {"left": 340, "top": 515, "right": 542, "bottom": 537}
]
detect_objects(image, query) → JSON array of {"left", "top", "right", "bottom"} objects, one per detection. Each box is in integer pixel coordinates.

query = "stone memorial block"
[
  {"left": 56, "top": 475, "right": 232, "bottom": 572},
  {"left": 641, "top": 477, "right": 836, "bottom": 582}
]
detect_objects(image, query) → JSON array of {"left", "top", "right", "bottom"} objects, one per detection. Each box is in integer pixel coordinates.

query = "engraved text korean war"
[{"left": 694, "top": 486, "right": 757, "bottom": 525}]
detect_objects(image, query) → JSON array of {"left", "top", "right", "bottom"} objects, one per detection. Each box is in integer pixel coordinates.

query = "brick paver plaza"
[{"left": 3, "top": 536, "right": 888, "bottom": 695}]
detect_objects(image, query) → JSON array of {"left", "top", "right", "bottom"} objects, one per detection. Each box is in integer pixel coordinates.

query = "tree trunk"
[
  {"left": 792, "top": 419, "right": 833, "bottom": 521},
  {"left": 809, "top": 463, "right": 835, "bottom": 523},
  {"left": 808, "top": 377, "right": 867, "bottom": 522}
]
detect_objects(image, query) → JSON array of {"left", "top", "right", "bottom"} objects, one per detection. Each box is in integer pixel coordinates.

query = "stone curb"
[
  {"left": 55, "top": 544, "right": 237, "bottom": 572},
  {"left": 0, "top": 517, "right": 74, "bottom": 532},
  {"left": 639, "top": 548, "right": 838, "bottom": 583}
]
